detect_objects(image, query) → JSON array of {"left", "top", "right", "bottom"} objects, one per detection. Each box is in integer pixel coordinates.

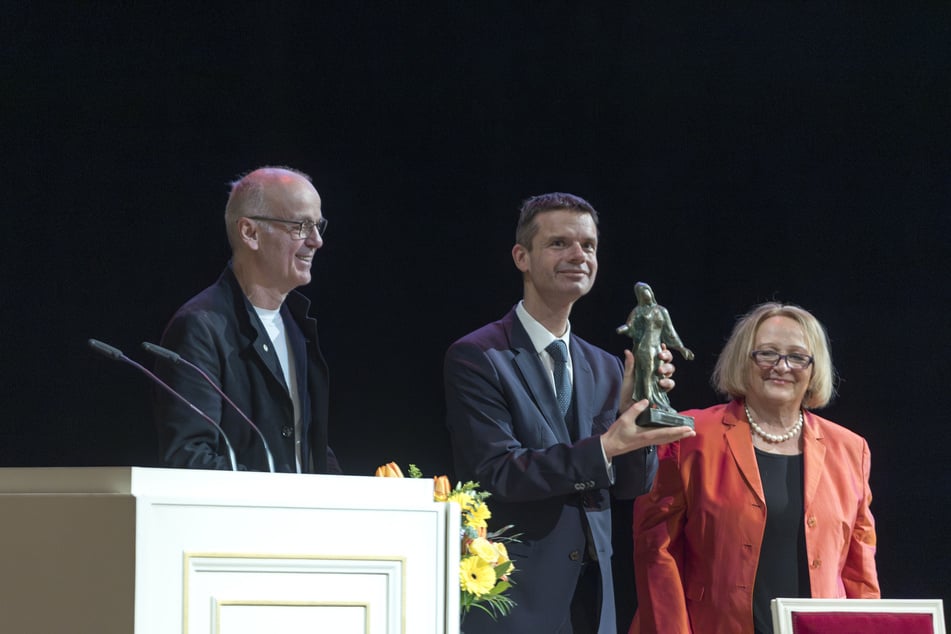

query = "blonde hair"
[{"left": 711, "top": 302, "right": 836, "bottom": 409}]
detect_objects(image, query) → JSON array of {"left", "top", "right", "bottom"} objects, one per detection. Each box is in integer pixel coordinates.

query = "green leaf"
[{"left": 487, "top": 580, "right": 511, "bottom": 596}]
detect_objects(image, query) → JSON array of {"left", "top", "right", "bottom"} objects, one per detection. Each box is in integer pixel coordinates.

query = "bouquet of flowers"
[{"left": 374, "top": 462, "right": 518, "bottom": 621}]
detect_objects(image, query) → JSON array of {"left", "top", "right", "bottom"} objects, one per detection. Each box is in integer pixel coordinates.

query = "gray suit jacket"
[{"left": 444, "top": 307, "right": 657, "bottom": 634}]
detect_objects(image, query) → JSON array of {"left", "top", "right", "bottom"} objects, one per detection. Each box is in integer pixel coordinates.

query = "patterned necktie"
[{"left": 546, "top": 340, "right": 572, "bottom": 416}]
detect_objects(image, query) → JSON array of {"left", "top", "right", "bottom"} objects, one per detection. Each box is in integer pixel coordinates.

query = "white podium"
[{"left": 0, "top": 467, "right": 460, "bottom": 634}]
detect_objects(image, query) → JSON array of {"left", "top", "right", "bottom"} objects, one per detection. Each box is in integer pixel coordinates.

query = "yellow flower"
[
  {"left": 493, "top": 541, "right": 514, "bottom": 578},
  {"left": 460, "top": 555, "right": 496, "bottom": 596},
  {"left": 465, "top": 500, "right": 491, "bottom": 529},
  {"left": 448, "top": 490, "right": 474, "bottom": 511},
  {"left": 367, "top": 465, "right": 516, "bottom": 619},
  {"left": 468, "top": 537, "right": 498, "bottom": 564}
]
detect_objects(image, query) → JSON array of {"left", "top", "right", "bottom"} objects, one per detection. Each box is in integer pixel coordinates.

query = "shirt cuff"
[{"left": 600, "top": 437, "right": 615, "bottom": 484}]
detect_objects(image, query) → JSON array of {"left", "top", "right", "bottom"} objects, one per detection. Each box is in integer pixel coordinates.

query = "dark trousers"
[{"left": 570, "top": 560, "right": 602, "bottom": 634}]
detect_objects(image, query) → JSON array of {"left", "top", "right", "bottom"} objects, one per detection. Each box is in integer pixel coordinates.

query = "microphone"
[
  {"left": 141, "top": 341, "right": 276, "bottom": 473},
  {"left": 87, "top": 338, "right": 238, "bottom": 471}
]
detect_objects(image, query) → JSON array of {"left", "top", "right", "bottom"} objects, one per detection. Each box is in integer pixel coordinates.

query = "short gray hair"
[{"left": 223, "top": 166, "right": 312, "bottom": 248}]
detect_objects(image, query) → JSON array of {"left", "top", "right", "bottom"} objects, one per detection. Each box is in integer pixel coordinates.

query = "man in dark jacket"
[
  {"left": 154, "top": 166, "right": 340, "bottom": 474},
  {"left": 444, "top": 193, "right": 694, "bottom": 633}
]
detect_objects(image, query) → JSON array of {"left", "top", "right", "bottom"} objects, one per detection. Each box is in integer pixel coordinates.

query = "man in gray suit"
[{"left": 444, "top": 193, "right": 694, "bottom": 633}]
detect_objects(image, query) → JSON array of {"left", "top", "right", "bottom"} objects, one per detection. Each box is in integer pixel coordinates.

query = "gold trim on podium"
[{"left": 183, "top": 552, "right": 407, "bottom": 634}]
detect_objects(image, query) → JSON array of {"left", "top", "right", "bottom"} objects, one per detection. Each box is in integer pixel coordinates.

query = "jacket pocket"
[{"left": 685, "top": 579, "right": 705, "bottom": 602}]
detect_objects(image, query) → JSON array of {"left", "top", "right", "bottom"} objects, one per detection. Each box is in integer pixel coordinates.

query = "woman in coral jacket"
[{"left": 630, "top": 303, "right": 879, "bottom": 634}]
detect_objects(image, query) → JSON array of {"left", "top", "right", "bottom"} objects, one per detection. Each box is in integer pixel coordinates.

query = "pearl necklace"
[{"left": 745, "top": 404, "right": 803, "bottom": 443}]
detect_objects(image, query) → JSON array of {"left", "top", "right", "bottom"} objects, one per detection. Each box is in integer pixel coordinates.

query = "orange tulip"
[
  {"left": 374, "top": 462, "right": 404, "bottom": 478},
  {"left": 433, "top": 475, "right": 452, "bottom": 501}
]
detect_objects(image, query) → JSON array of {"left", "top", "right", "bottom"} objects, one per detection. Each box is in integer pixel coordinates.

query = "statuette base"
[{"left": 637, "top": 407, "right": 695, "bottom": 430}]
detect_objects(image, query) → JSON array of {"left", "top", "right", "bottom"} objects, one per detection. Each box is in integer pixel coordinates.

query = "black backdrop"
[{"left": 5, "top": 3, "right": 949, "bottom": 626}]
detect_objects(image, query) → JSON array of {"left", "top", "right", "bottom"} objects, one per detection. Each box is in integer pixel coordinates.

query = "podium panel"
[
  {"left": 188, "top": 554, "right": 396, "bottom": 633},
  {"left": 0, "top": 467, "right": 459, "bottom": 634}
]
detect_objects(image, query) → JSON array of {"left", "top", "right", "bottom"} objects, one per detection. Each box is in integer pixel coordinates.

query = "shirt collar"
[{"left": 515, "top": 300, "right": 572, "bottom": 354}]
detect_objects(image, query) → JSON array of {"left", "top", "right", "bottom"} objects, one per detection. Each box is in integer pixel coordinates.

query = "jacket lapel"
[
  {"left": 246, "top": 313, "right": 288, "bottom": 391},
  {"left": 724, "top": 400, "right": 766, "bottom": 506},
  {"left": 221, "top": 264, "right": 288, "bottom": 391},
  {"left": 801, "top": 412, "right": 826, "bottom": 508},
  {"left": 570, "top": 337, "right": 594, "bottom": 440},
  {"left": 282, "top": 303, "right": 310, "bottom": 399},
  {"left": 507, "top": 311, "right": 572, "bottom": 445}
]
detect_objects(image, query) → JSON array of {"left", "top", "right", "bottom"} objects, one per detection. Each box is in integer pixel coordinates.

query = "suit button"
[
  {"left": 807, "top": 516, "right": 817, "bottom": 528},
  {"left": 281, "top": 425, "right": 293, "bottom": 438},
  {"left": 574, "top": 483, "right": 584, "bottom": 491},
  {"left": 569, "top": 550, "right": 581, "bottom": 561}
]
